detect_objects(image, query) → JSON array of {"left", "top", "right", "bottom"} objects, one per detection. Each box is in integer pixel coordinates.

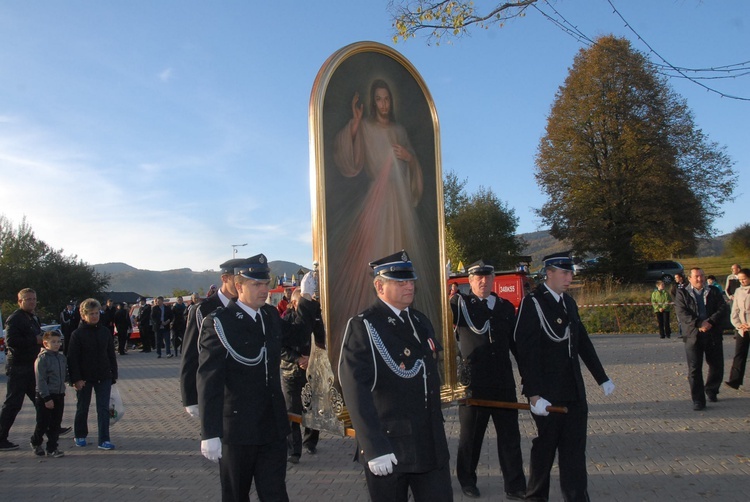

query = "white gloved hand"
[
  {"left": 367, "top": 453, "right": 398, "bottom": 476},
  {"left": 601, "top": 379, "right": 615, "bottom": 396},
  {"left": 185, "top": 405, "right": 199, "bottom": 418},
  {"left": 530, "top": 397, "right": 551, "bottom": 416},
  {"left": 300, "top": 271, "right": 316, "bottom": 299},
  {"left": 201, "top": 438, "right": 222, "bottom": 463}
]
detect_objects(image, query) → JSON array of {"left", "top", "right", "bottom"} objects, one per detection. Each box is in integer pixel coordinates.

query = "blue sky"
[{"left": 1, "top": 1, "right": 747, "bottom": 272}]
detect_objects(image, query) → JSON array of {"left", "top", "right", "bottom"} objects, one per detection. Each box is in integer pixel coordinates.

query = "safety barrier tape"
[{"left": 579, "top": 302, "right": 674, "bottom": 308}]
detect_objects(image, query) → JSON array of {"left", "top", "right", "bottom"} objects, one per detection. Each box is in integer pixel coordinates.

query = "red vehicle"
[{"left": 448, "top": 269, "right": 534, "bottom": 312}]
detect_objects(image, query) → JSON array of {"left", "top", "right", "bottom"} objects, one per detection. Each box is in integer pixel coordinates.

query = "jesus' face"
[{"left": 373, "top": 87, "right": 392, "bottom": 124}]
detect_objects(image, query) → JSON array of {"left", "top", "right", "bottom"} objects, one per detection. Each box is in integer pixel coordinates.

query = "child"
[
  {"left": 651, "top": 280, "right": 672, "bottom": 339},
  {"left": 67, "top": 298, "right": 118, "bottom": 450},
  {"left": 31, "top": 330, "right": 67, "bottom": 457}
]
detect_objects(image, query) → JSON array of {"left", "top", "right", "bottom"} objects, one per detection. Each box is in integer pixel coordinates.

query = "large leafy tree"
[
  {"left": 0, "top": 216, "right": 110, "bottom": 322},
  {"left": 444, "top": 172, "right": 525, "bottom": 270},
  {"left": 535, "top": 35, "right": 735, "bottom": 280}
]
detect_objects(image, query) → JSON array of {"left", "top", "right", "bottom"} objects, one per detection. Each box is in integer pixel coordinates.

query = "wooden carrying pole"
[{"left": 458, "top": 398, "right": 568, "bottom": 414}]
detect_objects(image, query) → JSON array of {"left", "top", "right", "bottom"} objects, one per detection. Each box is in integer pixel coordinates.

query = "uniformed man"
[
  {"left": 451, "top": 260, "right": 526, "bottom": 500},
  {"left": 514, "top": 252, "right": 615, "bottom": 502},
  {"left": 180, "top": 258, "right": 244, "bottom": 417},
  {"left": 197, "top": 254, "right": 315, "bottom": 502},
  {"left": 338, "top": 250, "right": 452, "bottom": 502}
]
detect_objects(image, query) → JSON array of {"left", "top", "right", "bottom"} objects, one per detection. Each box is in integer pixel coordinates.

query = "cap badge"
[
  {"left": 401, "top": 251, "right": 408, "bottom": 261},
  {"left": 259, "top": 256, "right": 266, "bottom": 264}
]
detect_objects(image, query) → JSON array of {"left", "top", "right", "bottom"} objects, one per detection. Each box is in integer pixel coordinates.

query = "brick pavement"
[{"left": 1, "top": 334, "right": 748, "bottom": 501}]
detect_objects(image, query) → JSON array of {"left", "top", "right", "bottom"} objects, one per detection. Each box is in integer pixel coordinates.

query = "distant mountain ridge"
[
  {"left": 98, "top": 232, "right": 727, "bottom": 293},
  {"left": 96, "top": 261, "right": 308, "bottom": 296}
]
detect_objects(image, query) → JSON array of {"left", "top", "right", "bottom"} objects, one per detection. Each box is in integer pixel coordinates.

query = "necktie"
[
  {"left": 400, "top": 310, "right": 409, "bottom": 324},
  {"left": 558, "top": 296, "right": 565, "bottom": 310}
]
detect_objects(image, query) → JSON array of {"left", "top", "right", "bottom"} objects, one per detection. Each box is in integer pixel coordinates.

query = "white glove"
[
  {"left": 185, "top": 405, "right": 199, "bottom": 418},
  {"left": 300, "top": 271, "right": 316, "bottom": 299},
  {"left": 367, "top": 453, "right": 398, "bottom": 476},
  {"left": 601, "top": 379, "right": 615, "bottom": 396},
  {"left": 530, "top": 397, "right": 551, "bottom": 416},
  {"left": 201, "top": 438, "right": 222, "bottom": 463}
]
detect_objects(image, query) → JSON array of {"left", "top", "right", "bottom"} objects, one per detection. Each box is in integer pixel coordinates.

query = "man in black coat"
[
  {"left": 514, "top": 253, "right": 614, "bottom": 502},
  {"left": 197, "top": 254, "right": 315, "bottom": 502},
  {"left": 338, "top": 250, "right": 451, "bottom": 502},
  {"left": 451, "top": 260, "right": 526, "bottom": 500},
  {"left": 137, "top": 298, "right": 153, "bottom": 352},
  {"left": 180, "top": 258, "right": 243, "bottom": 418},
  {"left": 151, "top": 296, "right": 174, "bottom": 358},
  {"left": 674, "top": 267, "right": 728, "bottom": 410},
  {"left": 0, "top": 288, "right": 43, "bottom": 450}
]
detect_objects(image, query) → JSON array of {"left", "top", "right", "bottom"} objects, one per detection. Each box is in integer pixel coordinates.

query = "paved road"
[{"left": 1, "top": 334, "right": 748, "bottom": 501}]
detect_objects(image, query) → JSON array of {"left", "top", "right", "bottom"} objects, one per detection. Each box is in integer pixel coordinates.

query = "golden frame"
[{"left": 308, "top": 41, "right": 460, "bottom": 403}]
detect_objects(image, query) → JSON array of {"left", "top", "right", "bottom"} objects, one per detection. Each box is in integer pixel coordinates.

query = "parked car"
[{"left": 644, "top": 260, "right": 684, "bottom": 283}]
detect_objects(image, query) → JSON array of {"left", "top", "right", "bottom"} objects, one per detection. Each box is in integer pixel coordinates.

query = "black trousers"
[
  {"left": 139, "top": 325, "right": 153, "bottom": 351},
  {"left": 116, "top": 326, "right": 130, "bottom": 354},
  {"left": 0, "top": 365, "right": 36, "bottom": 442},
  {"left": 655, "top": 311, "right": 671, "bottom": 338},
  {"left": 684, "top": 331, "right": 724, "bottom": 404},
  {"left": 363, "top": 459, "right": 453, "bottom": 502},
  {"left": 219, "top": 439, "right": 288, "bottom": 502},
  {"left": 31, "top": 393, "right": 64, "bottom": 452},
  {"left": 527, "top": 400, "right": 590, "bottom": 502},
  {"left": 727, "top": 332, "right": 750, "bottom": 388},
  {"left": 456, "top": 404, "right": 526, "bottom": 493},
  {"left": 281, "top": 371, "right": 319, "bottom": 457}
]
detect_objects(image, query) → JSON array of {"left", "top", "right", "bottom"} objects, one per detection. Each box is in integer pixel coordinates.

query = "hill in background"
[
  {"left": 97, "top": 232, "right": 727, "bottom": 294},
  {"left": 96, "top": 261, "right": 307, "bottom": 296}
]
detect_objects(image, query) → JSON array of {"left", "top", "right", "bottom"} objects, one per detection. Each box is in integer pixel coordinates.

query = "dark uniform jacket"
[
  {"left": 450, "top": 291, "right": 518, "bottom": 400},
  {"left": 138, "top": 304, "right": 152, "bottom": 330},
  {"left": 514, "top": 284, "right": 608, "bottom": 402},
  {"left": 180, "top": 292, "right": 227, "bottom": 407},
  {"left": 674, "top": 284, "right": 727, "bottom": 339},
  {"left": 5, "top": 308, "right": 42, "bottom": 370},
  {"left": 197, "top": 298, "right": 313, "bottom": 445},
  {"left": 338, "top": 299, "right": 449, "bottom": 473}
]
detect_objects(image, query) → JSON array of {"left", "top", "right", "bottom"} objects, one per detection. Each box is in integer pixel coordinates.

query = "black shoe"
[
  {"left": 157, "top": 354, "right": 162, "bottom": 358},
  {"left": 287, "top": 455, "right": 300, "bottom": 464},
  {"left": 140, "top": 349, "right": 151, "bottom": 353},
  {"left": 660, "top": 336, "right": 665, "bottom": 339},
  {"left": 506, "top": 491, "right": 526, "bottom": 501},
  {"left": 31, "top": 442, "right": 45, "bottom": 456},
  {"left": 725, "top": 381, "right": 740, "bottom": 390},
  {"left": 693, "top": 401, "right": 706, "bottom": 411},
  {"left": 305, "top": 446, "right": 317, "bottom": 455},
  {"left": 0, "top": 440, "right": 19, "bottom": 451},
  {"left": 58, "top": 426, "right": 72, "bottom": 436},
  {"left": 462, "top": 486, "right": 480, "bottom": 498},
  {"left": 707, "top": 392, "right": 718, "bottom": 403}
]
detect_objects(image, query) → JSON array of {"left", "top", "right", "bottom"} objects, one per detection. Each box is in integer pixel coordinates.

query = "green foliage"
[
  {"left": 448, "top": 186, "right": 524, "bottom": 270},
  {"left": 535, "top": 36, "right": 736, "bottom": 282},
  {"left": 0, "top": 216, "right": 110, "bottom": 323},
  {"left": 172, "top": 289, "right": 191, "bottom": 298},
  {"left": 726, "top": 224, "right": 750, "bottom": 256}
]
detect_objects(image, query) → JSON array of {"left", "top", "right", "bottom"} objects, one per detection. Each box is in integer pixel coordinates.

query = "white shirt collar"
[
  {"left": 218, "top": 289, "right": 231, "bottom": 307},
  {"left": 235, "top": 299, "right": 260, "bottom": 320},
  {"left": 543, "top": 284, "right": 563, "bottom": 303}
]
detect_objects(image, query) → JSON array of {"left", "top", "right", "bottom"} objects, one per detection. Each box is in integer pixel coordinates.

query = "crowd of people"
[{"left": 3, "top": 254, "right": 749, "bottom": 502}]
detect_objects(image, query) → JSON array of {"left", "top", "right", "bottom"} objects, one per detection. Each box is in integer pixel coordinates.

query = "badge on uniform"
[
  {"left": 556, "top": 318, "right": 562, "bottom": 324},
  {"left": 399, "top": 362, "right": 406, "bottom": 370},
  {"left": 388, "top": 317, "right": 396, "bottom": 325},
  {"left": 427, "top": 338, "right": 437, "bottom": 359},
  {"left": 236, "top": 312, "right": 244, "bottom": 319},
  {"left": 404, "top": 347, "right": 411, "bottom": 357}
]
